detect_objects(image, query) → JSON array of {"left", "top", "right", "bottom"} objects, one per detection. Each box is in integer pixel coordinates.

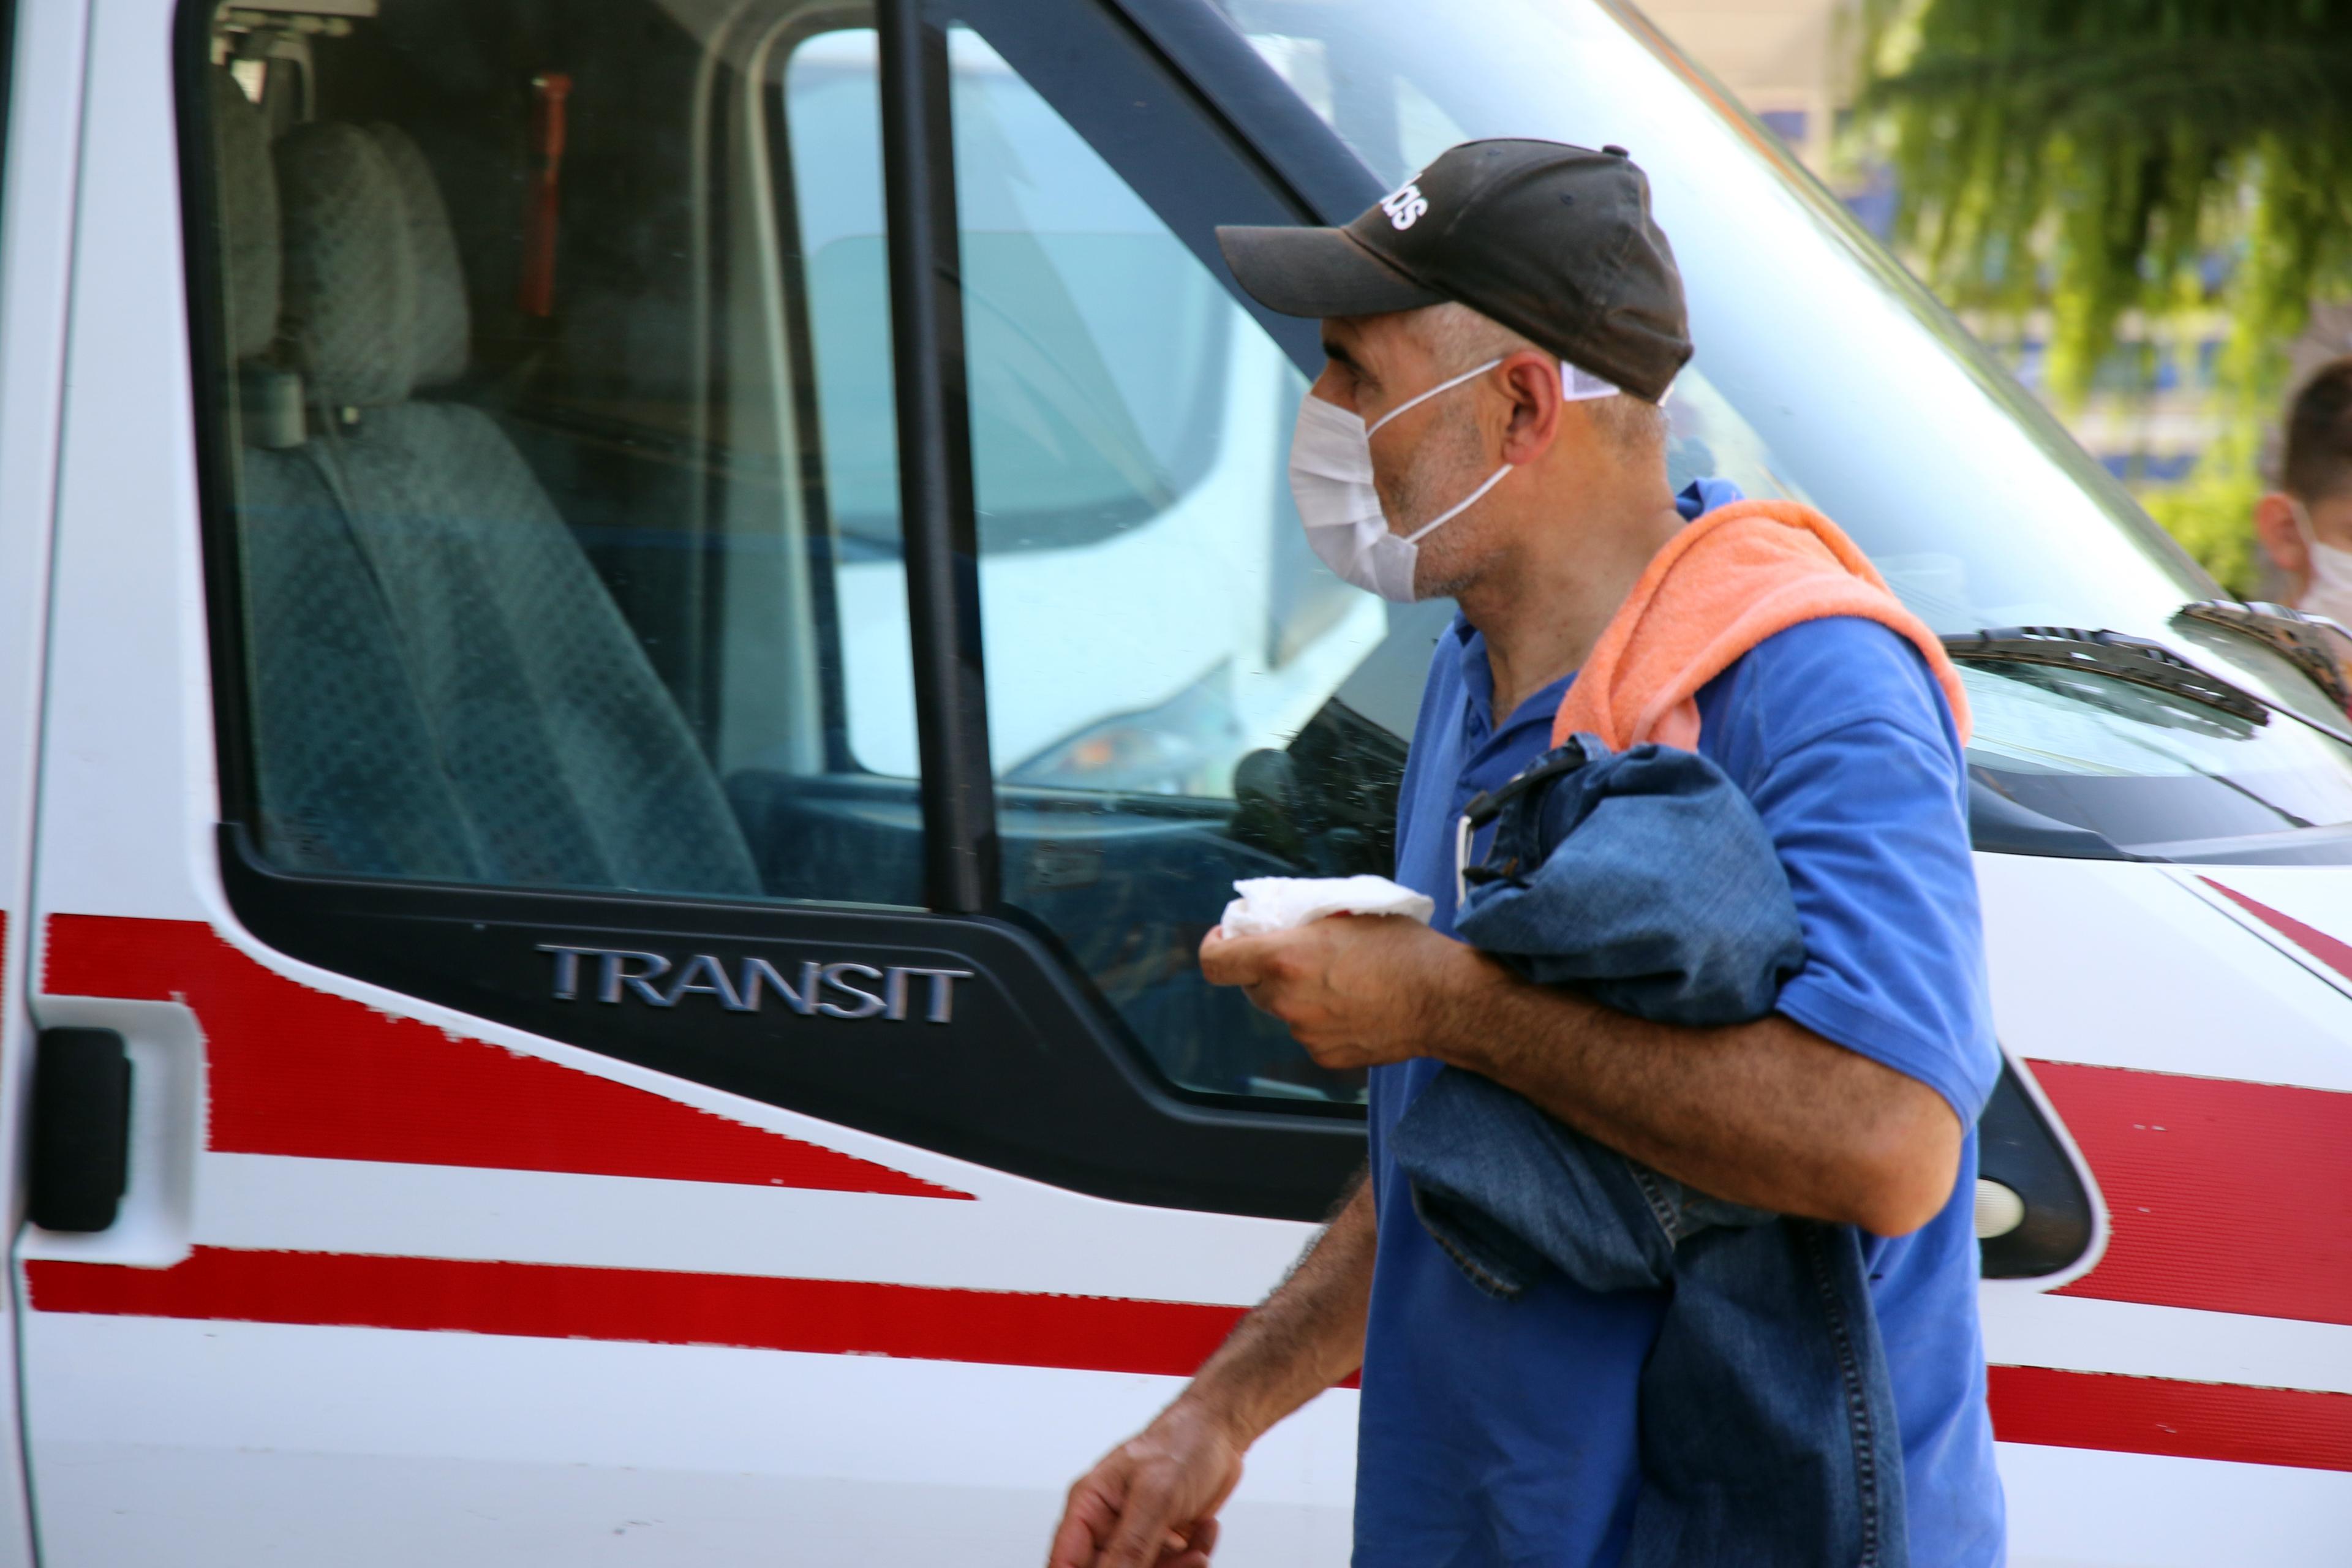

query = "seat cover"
[{"left": 241, "top": 116, "right": 759, "bottom": 896}]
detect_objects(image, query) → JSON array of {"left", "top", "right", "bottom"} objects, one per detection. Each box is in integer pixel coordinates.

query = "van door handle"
[
  {"left": 20, "top": 997, "right": 204, "bottom": 1266},
  {"left": 28, "top": 1028, "right": 132, "bottom": 1232}
]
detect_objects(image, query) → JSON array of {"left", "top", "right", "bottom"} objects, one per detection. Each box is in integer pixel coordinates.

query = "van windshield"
[{"left": 1205, "top": 0, "right": 2352, "bottom": 862}]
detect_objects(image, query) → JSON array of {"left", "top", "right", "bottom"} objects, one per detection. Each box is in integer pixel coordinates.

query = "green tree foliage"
[
  {"left": 1860, "top": 0, "right": 2352, "bottom": 400},
  {"left": 1856, "top": 1, "right": 2352, "bottom": 590}
]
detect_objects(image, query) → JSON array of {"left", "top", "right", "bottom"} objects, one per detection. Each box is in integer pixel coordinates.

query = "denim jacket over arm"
[{"left": 1389, "top": 734, "right": 1909, "bottom": 1568}]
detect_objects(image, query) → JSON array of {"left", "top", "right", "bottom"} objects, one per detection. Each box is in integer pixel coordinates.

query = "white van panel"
[
  {"left": 183, "top": 1153, "right": 1313, "bottom": 1302},
  {"left": 2003, "top": 1444, "right": 2352, "bottom": 1568},
  {"left": 25, "top": 1314, "right": 1359, "bottom": 1567},
  {"left": 1978, "top": 853, "right": 2352, "bottom": 1091},
  {"left": 1981, "top": 1289, "right": 2352, "bottom": 1398},
  {"left": 28, "top": 0, "right": 216, "bottom": 926},
  {"left": 0, "top": 1, "right": 94, "bottom": 1562}
]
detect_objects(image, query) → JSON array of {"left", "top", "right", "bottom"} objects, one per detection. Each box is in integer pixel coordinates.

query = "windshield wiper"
[
  {"left": 1945, "top": 625, "right": 2352, "bottom": 748},
  {"left": 1943, "top": 626, "right": 2269, "bottom": 723},
  {"left": 2177, "top": 598, "right": 2352, "bottom": 710}
]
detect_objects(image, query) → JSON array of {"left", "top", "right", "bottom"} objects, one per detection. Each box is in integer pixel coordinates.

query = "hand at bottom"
[{"left": 1046, "top": 1400, "right": 1246, "bottom": 1568}]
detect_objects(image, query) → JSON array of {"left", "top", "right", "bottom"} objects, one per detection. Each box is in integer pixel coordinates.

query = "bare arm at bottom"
[{"left": 1044, "top": 1173, "right": 1375, "bottom": 1568}]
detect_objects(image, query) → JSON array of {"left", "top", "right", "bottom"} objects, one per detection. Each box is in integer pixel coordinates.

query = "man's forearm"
[
  {"left": 1430, "top": 947, "right": 1959, "bottom": 1234},
  {"left": 1176, "top": 1172, "right": 1374, "bottom": 1444}
]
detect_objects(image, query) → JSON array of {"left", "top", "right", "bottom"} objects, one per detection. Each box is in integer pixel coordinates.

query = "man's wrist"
[{"left": 1167, "top": 1380, "right": 1263, "bottom": 1451}]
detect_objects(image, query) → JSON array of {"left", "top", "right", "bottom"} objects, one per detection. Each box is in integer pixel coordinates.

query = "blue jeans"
[{"left": 1390, "top": 736, "right": 1907, "bottom": 1568}]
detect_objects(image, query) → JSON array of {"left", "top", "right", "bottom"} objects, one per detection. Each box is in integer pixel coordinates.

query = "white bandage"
[{"left": 1218, "top": 875, "right": 1437, "bottom": 938}]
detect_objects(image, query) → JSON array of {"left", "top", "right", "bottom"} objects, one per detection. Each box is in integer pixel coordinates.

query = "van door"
[
  {"left": 15, "top": 0, "right": 1387, "bottom": 1562},
  {"left": 0, "top": 0, "right": 77, "bottom": 1563}
]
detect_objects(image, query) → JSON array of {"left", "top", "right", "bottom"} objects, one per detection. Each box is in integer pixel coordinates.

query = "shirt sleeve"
[{"left": 1700, "top": 619, "right": 2002, "bottom": 1125}]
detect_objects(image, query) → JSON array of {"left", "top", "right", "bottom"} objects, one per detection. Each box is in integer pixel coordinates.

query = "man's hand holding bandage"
[{"left": 1199, "top": 916, "right": 1496, "bottom": 1072}]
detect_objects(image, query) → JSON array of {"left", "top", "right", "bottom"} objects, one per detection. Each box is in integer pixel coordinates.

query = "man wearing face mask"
[
  {"left": 2253, "top": 356, "right": 2352, "bottom": 628},
  {"left": 1046, "top": 141, "right": 1999, "bottom": 1568}
]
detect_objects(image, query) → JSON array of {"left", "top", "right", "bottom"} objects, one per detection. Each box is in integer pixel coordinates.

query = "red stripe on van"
[
  {"left": 2201, "top": 878, "right": 2352, "bottom": 983},
  {"left": 29, "top": 1249, "right": 2345, "bottom": 1468},
  {"left": 2032, "top": 1060, "right": 2352, "bottom": 1326},
  {"left": 27, "top": 1248, "right": 1243, "bottom": 1376},
  {"left": 40, "top": 914, "right": 970, "bottom": 1199},
  {"left": 1989, "top": 1365, "right": 2352, "bottom": 1473}
]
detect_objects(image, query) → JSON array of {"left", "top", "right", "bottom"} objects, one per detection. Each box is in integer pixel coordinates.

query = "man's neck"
[{"left": 1461, "top": 494, "right": 1686, "bottom": 723}]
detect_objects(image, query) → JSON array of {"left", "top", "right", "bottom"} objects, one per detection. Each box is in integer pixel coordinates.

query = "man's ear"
[
  {"left": 1495, "top": 350, "right": 1562, "bottom": 464},
  {"left": 2254, "top": 492, "right": 2309, "bottom": 583}
]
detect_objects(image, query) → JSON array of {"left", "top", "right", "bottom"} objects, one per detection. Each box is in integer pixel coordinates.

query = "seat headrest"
[
  {"left": 211, "top": 71, "right": 279, "bottom": 362},
  {"left": 276, "top": 121, "right": 472, "bottom": 407}
]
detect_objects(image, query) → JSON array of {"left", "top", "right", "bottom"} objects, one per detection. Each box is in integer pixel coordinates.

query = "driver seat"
[{"left": 232, "top": 102, "right": 758, "bottom": 897}]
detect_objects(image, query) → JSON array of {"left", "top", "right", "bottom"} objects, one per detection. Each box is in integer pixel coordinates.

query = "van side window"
[
  {"left": 796, "top": 26, "right": 1403, "bottom": 1106},
  {"left": 192, "top": 0, "right": 1425, "bottom": 1126},
  {"left": 193, "top": 4, "right": 925, "bottom": 911}
]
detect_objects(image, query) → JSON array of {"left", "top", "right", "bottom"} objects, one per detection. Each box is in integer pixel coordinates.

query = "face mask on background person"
[
  {"left": 2290, "top": 497, "right": 2352, "bottom": 627},
  {"left": 1287, "top": 357, "right": 1621, "bottom": 603}
]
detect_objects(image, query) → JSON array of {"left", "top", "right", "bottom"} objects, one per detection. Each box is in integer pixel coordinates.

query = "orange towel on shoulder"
[{"left": 1550, "top": 499, "right": 1971, "bottom": 752}]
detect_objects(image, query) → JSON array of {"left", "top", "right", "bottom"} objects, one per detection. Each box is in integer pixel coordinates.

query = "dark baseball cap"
[{"left": 1216, "top": 139, "right": 1692, "bottom": 403}]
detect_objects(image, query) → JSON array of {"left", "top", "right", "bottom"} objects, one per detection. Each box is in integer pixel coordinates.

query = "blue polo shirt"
[{"left": 1355, "top": 483, "right": 2005, "bottom": 1568}]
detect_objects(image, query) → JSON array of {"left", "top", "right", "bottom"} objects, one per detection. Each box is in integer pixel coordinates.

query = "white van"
[{"left": 2, "top": 0, "right": 2347, "bottom": 1563}]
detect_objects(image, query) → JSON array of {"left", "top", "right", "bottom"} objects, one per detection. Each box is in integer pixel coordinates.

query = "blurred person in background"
[{"left": 2253, "top": 358, "right": 2352, "bottom": 627}]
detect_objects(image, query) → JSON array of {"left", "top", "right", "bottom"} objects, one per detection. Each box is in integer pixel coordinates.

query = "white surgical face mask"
[
  {"left": 1287, "top": 358, "right": 1622, "bottom": 603},
  {"left": 2290, "top": 498, "right": 2352, "bottom": 627}
]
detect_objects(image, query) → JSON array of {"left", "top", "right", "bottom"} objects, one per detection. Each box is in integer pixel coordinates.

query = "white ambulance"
[{"left": 1, "top": 0, "right": 2346, "bottom": 1562}]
